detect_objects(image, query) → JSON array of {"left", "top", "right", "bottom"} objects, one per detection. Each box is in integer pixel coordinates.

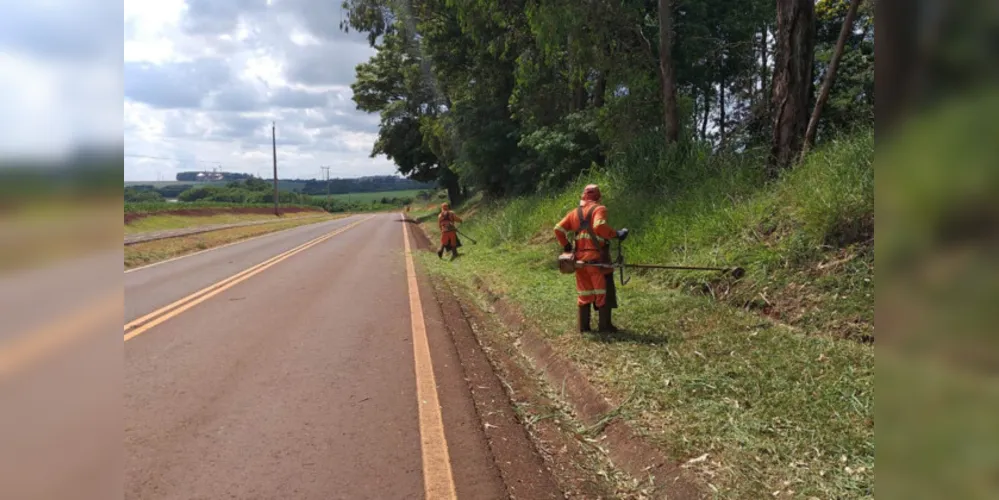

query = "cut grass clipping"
[
  {"left": 422, "top": 246, "right": 872, "bottom": 500},
  {"left": 124, "top": 214, "right": 339, "bottom": 268}
]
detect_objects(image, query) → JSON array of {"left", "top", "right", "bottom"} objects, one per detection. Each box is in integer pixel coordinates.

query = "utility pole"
[
  {"left": 320, "top": 166, "right": 332, "bottom": 202},
  {"left": 271, "top": 122, "right": 279, "bottom": 216}
]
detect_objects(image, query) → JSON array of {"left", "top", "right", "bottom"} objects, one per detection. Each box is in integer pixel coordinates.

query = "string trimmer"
[
  {"left": 558, "top": 239, "right": 745, "bottom": 285},
  {"left": 456, "top": 228, "right": 477, "bottom": 244}
]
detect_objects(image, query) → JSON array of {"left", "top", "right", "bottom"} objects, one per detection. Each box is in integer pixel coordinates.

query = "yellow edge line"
[
  {"left": 124, "top": 215, "right": 374, "bottom": 342},
  {"left": 401, "top": 212, "right": 458, "bottom": 500}
]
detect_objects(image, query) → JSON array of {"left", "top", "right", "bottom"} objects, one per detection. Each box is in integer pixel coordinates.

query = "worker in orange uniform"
[
  {"left": 437, "top": 202, "right": 463, "bottom": 260},
  {"left": 554, "top": 185, "right": 629, "bottom": 333}
]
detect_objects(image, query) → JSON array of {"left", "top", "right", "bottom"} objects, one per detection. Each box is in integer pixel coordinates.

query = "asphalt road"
[{"left": 122, "top": 213, "right": 541, "bottom": 499}]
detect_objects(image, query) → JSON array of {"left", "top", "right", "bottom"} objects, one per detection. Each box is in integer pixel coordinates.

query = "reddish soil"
[{"left": 124, "top": 206, "right": 321, "bottom": 224}]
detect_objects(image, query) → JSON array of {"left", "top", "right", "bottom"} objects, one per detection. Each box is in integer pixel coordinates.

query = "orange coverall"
[
  {"left": 554, "top": 201, "right": 617, "bottom": 307},
  {"left": 438, "top": 209, "right": 462, "bottom": 249}
]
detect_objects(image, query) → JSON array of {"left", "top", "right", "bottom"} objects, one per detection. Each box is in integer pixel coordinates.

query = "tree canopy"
[{"left": 342, "top": 0, "right": 875, "bottom": 201}]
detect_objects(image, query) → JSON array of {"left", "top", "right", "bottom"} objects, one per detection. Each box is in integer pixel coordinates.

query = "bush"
[
  {"left": 124, "top": 187, "right": 165, "bottom": 203},
  {"left": 177, "top": 180, "right": 314, "bottom": 205}
]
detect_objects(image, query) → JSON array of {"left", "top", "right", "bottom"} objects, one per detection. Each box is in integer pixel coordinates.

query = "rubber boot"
[
  {"left": 597, "top": 304, "right": 618, "bottom": 333},
  {"left": 578, "top": 305, "right": 592, "bottom": 333},
  {"left": 437, "top": 246, "right": 444, "bottom": 259},
  {"left": 450, "top": 249, "right": 459, "bottom": 261}
]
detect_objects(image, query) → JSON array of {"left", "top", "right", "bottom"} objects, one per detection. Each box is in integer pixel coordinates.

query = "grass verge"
[
  {"left": 415, "top": 132, "right": 874, "bottom": 498},
  {"left": 420, "top": 245, "right": 873, "bottom": 499},
  {"left": 123, "top": 201, "right": 319, "bottom": 214},
  {"left": 125, "top": 210, "right": 322, "bottom": 234},
  {"left": 124, "top": 214, "right": 340, "bottom": 268},
  {"left": 457, "top": 132, "right": 873, "bottom": 342}
]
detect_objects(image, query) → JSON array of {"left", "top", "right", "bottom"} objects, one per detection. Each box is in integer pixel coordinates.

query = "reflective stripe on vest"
[{"left": 575, "top": 232, "right": 607, "bottom": 245}]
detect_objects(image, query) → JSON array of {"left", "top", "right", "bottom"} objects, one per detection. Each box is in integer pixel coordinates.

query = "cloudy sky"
[
  {"left": 0, "top": 1, "right": 120, "bottom": 162},
  {"left": 123, "top": 0, "right": 394, "bottom": 181}
]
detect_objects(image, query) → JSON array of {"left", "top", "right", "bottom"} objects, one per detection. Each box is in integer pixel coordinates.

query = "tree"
[
  {"left": 801, "top": 0, "right": 862, "bottom": 160},
  {"left": 124, "top": 187, "right": 164, "bottom": 203},
  {"left": 770, "top": 0, "right": 816, "bottom": 173},
  {"left": 350, "top": 31, "right": 452, "bottom": 197},
  {"left": 338, "top": 0, "right": 868, "bottom": 197},
  {"left": 658, "top": 0, "right": 680, "bottom": 143}
]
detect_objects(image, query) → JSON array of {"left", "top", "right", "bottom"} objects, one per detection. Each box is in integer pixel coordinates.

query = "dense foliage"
[
  {"left": 124, "top": 187, "right": 165, "bottom": 202},
  {"left": 297, "top": 175, "right": 434, "bottom": 195},
  {"left": 341, "top": 0, "right": 874, "bottom": 201}
]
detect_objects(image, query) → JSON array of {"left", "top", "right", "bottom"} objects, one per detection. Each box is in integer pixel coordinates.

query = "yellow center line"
[
  {"left": 0, "top": 291, "right": 121, "bottom": 379},
  {"left": 401, "top": 213, "right": 458, "bottom": 500},
  {"left": 124, "top": 215, "right": 374, "bottom": 342}
]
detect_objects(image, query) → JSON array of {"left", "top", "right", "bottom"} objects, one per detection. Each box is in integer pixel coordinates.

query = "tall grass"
[
  {"left": 425, "top": 132, "right": 875, "bottom": 497},
  {"left": 458, "top": 130, "right": 874, "bottom": 339}
]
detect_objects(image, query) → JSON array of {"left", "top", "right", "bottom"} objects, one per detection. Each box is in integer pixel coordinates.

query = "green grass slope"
[
  {"left": 420, "top": 132, "right": 874, "bottom": 498},
  {"left": 459, "top": 131, "right": 873, "bottom": 341}
]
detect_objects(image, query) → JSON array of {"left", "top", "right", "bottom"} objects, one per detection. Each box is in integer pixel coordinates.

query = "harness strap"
[{"left": 574, "top": 205, "right": 601, "bottom": 250}]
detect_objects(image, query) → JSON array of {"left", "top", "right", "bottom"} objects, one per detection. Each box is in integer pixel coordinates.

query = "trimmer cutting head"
[{"left": 728, "top": 267, "right": 746, "bottom": 279}]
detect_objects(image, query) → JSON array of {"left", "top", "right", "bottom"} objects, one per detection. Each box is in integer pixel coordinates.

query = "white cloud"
[
  {"left": 121, "top": 0, "right": 394, "bottom": 181},
  {"left": 0, "top": 52, "right": 120, "bottom": 159}
]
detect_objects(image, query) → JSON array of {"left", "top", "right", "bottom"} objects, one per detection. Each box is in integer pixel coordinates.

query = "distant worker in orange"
[
  {"left": 437, "top": 202, "right": 463, "bottom": 260},
  {"left": 554, "top": 184, "right": 628, "bottom": 333}
]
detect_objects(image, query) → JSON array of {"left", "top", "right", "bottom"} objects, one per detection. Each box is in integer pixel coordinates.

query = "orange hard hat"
[{"left": 581, "top": 184, "right": 601, "bottom": 203}]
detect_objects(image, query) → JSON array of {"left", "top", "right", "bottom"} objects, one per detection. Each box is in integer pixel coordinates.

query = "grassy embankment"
[
  {"left": 124, "top": 205, "right": 339, "bottom": 269},
  {"left": 125, "top": 209, "right": 324, "bottom": 235},
  {"left": 418, "top": 132, "right": 874, "bottom": 499}
]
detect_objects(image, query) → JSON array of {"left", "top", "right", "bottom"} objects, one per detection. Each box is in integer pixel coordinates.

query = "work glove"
[
  {"left": 563, "top": 243, "right": 573, "bottom": 253},
  {"left": 616, "top": 228, "right": 630, "bottom": 241}
]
